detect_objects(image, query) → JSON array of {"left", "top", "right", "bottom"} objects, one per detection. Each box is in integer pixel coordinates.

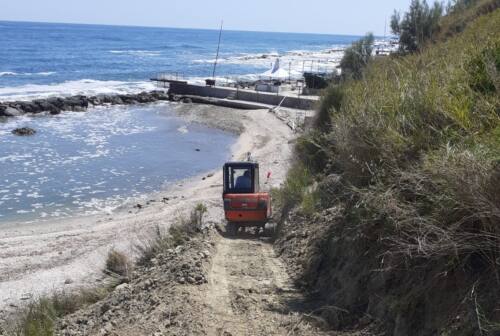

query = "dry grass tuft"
[{"left": 105, "top": 249, "right": 132, "bottom": 280}]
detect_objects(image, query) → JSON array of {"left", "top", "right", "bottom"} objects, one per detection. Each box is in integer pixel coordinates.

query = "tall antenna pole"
[
  {"left": 212, "top": 20, "right": 223, "bottom": 80},
  {"left": 384, "top": 17, "right": 387, "bottom": 40}
]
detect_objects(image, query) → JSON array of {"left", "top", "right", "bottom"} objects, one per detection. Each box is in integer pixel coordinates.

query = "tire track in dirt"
[{"left": 204, "top": 234, "right": 329, "bottom": 336}]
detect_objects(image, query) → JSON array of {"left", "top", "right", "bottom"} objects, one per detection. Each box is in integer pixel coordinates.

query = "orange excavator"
[{"left": 222, "top": 155, "right": 272, "bottom": 235}]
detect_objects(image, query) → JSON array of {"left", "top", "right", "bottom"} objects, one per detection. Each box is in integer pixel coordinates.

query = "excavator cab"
[{"left": 223, "top": 161, "right": 271, "bottom": 235}]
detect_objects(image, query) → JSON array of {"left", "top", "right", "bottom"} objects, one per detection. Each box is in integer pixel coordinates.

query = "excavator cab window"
[{"left": 223, "top": 163, "right": 259, "bottom": 194}]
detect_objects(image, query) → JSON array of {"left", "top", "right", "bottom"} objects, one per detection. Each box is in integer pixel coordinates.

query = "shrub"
[
  {"left": 9, "top": 288, "right": 110, "bottom": 336},
  {"left": 104, "top": 250, "right": 131, "bottom": 279},
  {"left": 315, "top": 84, "right": 344, "bottom": 131},
  {"left": 295, "top": 131, "right": 331, "bottom": 174},
  {"left": 467, "top": 38, "right": 500, "bottom": 94},
  {"left": 300, "top": 189, "right": 319, "bottom": 216},
  {"left": 339, "top": 33, "right": 374, "bottom": 80},
  {"left": 189, "top": 203, "right": 208, "bottom": 233},
  {"left": 272, "top": 163, "right": 314, "bottom": 215},
  {"left": 15, "top": 298, "right": 55, "bottom": 336}
]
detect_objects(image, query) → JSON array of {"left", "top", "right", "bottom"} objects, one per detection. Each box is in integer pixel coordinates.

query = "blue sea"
[{"left": 0, "top": 21, "right": 360, "bottom": 223}]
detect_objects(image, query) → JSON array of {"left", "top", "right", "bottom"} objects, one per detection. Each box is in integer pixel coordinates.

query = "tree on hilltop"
[{"left": 391, "top": 0, "right": 444, "bottom": 53}]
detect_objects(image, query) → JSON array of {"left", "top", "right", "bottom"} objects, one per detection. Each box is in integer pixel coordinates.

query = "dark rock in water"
[
  {"left": 93, "top": 94, "right": 108, "bottom": 104},
  {"left": 65, "top": 96, "right": 88, "bottom": 111},
  {"left": 1, "top": 106, "right": 23, "bottom": 117},
  {"left": 119, "top": 95, "right": 136, "bottom": 104},
  {"left": 33, "top": 99, "right": 61, "bottom": 114},
  {"left": 12, "top": 127, "right": 36, "bottom": 136},
  {"left": 17, "top": 101, "right": 40, "bottom": 113},
  {"left": 151, "top": 90, "right": 170, "bottom": 100},
  {"left": 106, "top": 96, "right": 121, "bottom": 105},
  {"left": 47, "top": 97, "right": 66, "bottom": 109},
  {"left": 87, "top": 96, "right": 101, "bottom": 106},
  {"left": 95, "top": 94, "right": 117, "bottom": 105}
]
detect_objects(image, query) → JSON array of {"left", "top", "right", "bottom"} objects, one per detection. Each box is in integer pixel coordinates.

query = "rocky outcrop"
[
  {"left": 0, "top": 90, "right": 171, "bottom": 117},
  {"left": 12, "top": 127, "right": 37, "bottom": 136},
  {"left": 0, "top": 106, "right": 23, "bottom": 117}
]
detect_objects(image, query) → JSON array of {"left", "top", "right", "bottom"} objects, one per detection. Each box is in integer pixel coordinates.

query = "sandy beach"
[{"left": 0, "top": 103, "right": 297, "bottom": 312}]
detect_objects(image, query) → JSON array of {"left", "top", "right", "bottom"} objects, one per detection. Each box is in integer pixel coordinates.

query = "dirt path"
[
  {"left": 203, "top": 234, "right": 328, "bottom": 336},
  {"left": 52, "top": 229, "right": 333, "bottom": 336}
]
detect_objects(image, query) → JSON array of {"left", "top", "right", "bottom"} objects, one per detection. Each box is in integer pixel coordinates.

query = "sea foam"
[{"left": 0, "top": 79, "right": 156, "bottom": 102}]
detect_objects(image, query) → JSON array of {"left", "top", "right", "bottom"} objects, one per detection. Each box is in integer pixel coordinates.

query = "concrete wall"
[{"left": 169, "top": 82, "right": 316, "bottom": 110}]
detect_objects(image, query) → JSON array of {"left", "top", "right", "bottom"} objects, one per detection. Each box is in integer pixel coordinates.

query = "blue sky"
[{"left": 1, "top": 0, "right": 411, "bottom": 35}]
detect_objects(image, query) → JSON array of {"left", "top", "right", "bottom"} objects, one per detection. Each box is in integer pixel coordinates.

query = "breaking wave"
[
  {"left": 109, "top": 50, "right": 161, "bottom": 57},
  {"left": 0, "top": 79, "right": 156, "bottom": 102},
  {"left": 0, "top": 71, "right": 56, "bottom": 77}
]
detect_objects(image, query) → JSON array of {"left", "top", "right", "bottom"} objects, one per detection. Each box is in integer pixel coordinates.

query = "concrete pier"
[{"left": 151, "top": 79, "right": 317, "bottom": 111}]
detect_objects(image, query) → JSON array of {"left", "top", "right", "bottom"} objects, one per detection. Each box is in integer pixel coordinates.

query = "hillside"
[{"left": 274, "top": 2, "right": 500, "bottom": 335}]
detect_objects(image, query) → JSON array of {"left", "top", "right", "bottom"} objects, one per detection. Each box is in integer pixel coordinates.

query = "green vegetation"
[
  {"left": 272, "top": 162, "right": 314, "bottom": 215},
  {"left": 391, "top": 0, "right": 500, "bottom": 52},
  {"left": 339, "top": 33, "right": 374, "bottom": 79},
  {"left": 391, "top": 0, "right": 444, "bottom": 53},
  {"left": 8, "top": 287, "right": 111, "bottom": 336},
  {"left": 440, "top": 0, "right": 499, "bottom": 38},
  {"left": 277, "top": 2, "right": 499, "bottom": 334}
]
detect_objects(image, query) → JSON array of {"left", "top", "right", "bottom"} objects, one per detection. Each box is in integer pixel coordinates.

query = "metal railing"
[{"left": 152, "top": 72, "right": 187, "bottom": 81}]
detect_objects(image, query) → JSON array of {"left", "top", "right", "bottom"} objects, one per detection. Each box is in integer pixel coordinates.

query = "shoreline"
[
  {"left": 0, "top": 102, "right": 298, "bottom": 312},
  {"left": 0, "top": 101, "right": 242, "bottom": 229}
]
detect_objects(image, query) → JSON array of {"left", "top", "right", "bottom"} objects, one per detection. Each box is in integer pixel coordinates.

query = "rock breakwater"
[{"left": 0, "top": 90, "right": 171, "bottom": 117}]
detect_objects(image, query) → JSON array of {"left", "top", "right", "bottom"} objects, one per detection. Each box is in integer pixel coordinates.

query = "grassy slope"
[{"left": 275, "top": 3, "right": 499, "bottom": 335}]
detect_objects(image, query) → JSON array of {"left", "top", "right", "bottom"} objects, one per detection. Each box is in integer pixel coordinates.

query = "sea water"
[
  {"left": 0, "top": 21, "right": 362, "bottom": 223},
  {"left": 0, "top": 103, "right": 234, "bottom": 223},
  {"left": 0, "top": 21, "right": 362, "bottom": 101}
]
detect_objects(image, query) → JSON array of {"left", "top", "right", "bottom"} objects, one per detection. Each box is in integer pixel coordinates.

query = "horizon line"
[{"left": 0, "top": 19, "right": 373, "bottom": 37}]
